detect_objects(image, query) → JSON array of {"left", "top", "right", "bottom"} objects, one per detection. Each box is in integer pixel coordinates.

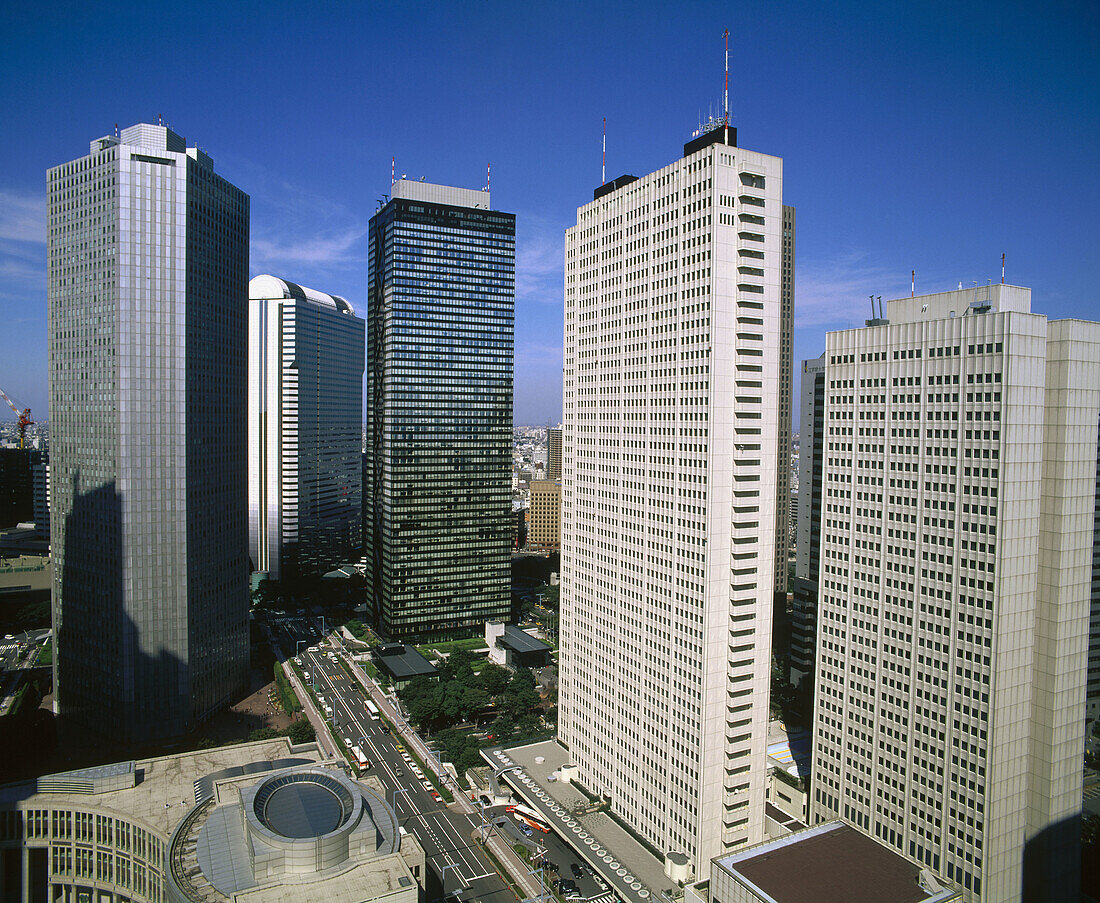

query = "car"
[
  {"left": 570, "top": 864, "right": 583, "bottom": 878},
  {"left": 394, "top": 769, "right": 404, "bottom": 778},
  {"left": 430, "top": 790, "right": 442, "bottom": 802},
  {"left": 302, "top": 672, "right": 311, "bottom": 681},
  {"left": 344, "top": 738, "right": 353, "bottom": 748},
  {"left": 293, "top": 656, "right": 302, "bottom": 665},
  {"left": 520, "top": 825, "right": 533, "bottom": 837}
]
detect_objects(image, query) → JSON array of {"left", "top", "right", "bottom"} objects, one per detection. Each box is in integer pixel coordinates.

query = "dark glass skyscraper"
[{"left": 365, "top": 180, "right": 514, "bottom": 639}]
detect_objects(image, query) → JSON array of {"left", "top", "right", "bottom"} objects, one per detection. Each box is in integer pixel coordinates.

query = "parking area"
[{"left": 484, "top": 740, "right": 675, "bottom": 903}]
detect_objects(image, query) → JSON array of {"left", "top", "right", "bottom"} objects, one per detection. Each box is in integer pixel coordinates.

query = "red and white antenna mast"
[
  {"left": 602, "top": 117, "right": 606, "bottom": 184},
  {"left": 1001, "top": 253, "right": 1005, "bottom": 284},
  {"left": 486, "top": 162, "right": 491, "bottom": 192},
  {"left": 391, "top": 156, "right": 395, "bottom": 186},
  {"left": 723, "top": 29, "right": 730, "bottom": 126}
]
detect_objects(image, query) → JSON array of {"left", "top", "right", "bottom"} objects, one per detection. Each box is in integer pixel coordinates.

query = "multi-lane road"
[
  {"left": 267, "top": 615, "right": 617, "bottom": 903},
  {"left": 274, "top": 621, "right": 517, "bottom": 903}
]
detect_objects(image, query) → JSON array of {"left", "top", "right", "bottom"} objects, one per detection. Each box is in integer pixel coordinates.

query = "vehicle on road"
[
  {"left": 508, "top": 803, "right": 551, "bottom": 833},
  {"left": 344, "top": 737, "right": 353, "bottom": 748},
  {"left": 365, "top": 700, "right": 380, "bottom": 720},
  {"left": 570, "top": 863, "right": 583, "bottom": 878},
  {"left": 350, "top": 746, "right": 370, "bottom": 768}
]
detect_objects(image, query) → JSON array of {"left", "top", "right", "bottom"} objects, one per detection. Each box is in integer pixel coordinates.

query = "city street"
[
  {"left": 280, "top": 624, "right": 518, "bottom": 903},
  {"left": 266, "top": 614, "right": 619, "bottom": 903}
]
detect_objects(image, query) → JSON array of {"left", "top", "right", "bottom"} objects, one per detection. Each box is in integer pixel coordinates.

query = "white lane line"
[{"left": 424, "top": 811, "right": 482, "bottom": 877}]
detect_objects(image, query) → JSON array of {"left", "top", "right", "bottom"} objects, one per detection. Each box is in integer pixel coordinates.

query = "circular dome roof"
[{"left": 252, "top": 772, "right": 355, "bottom": 839}]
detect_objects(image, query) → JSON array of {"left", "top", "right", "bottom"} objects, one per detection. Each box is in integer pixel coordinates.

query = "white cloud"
[
  {"left": 517, "top": 341, "right": 563, "bottom": 366},
  {"left": 252, "top": 227, "right": 367, "bottom": 266},
  {"left": 0, "top": 190, "right": 46, "bottom": 244},
  {"left": 795, "top": 253, "right": 911, "bottom": 328},
  {"left": 515, "top": 213, "right": 564, "bottom": 306}
]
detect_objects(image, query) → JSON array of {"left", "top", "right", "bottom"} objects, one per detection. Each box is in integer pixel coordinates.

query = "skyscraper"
[
  {"left": 559, "top": 122, "right": 785, "bottom": 871},
  {"left": 364, "top": 179, "right": 514, "bottom": 640},
  {"left": 47, "top": 123, "right": 250, "bottom": 744},
  {"left": 789, "top": 352, "right": 825, "bottom": 686},
  {"left": 547, "top": 427, "right": 562, "bottom": 481},
  {"left": 809, "top": 285, "right": 1100, "bottom": 902},
  {"left": 248, "top": 275, "right": 365, "bottom": 582}
]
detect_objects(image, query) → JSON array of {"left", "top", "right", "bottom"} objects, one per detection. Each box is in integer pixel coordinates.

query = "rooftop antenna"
[
  {"left": 391, "top": 156, "right": 395, "bottom": 186},
  {"left": 602, "top": 118, "right": 606, "bottom": 184},
  {"left": 869, "top": 294, "right": 876, "bottom": 319},
  {"left": 911, "top": 270, "right": 915, "bottom": 298},
  {"left": 1001, "top": 253, "right": 1005, "bottom": 284},
  {"left": 723, "top": 29, "right": 730, "bottom": 127},
  {"left": 877, "top": 296, "right": 884, "bottom": 319},
  {"left": 486, "top": 162, "right": 491, "bottom": 192}
]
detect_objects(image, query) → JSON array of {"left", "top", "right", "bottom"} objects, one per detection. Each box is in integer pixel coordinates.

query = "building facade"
[
  {"left": 789, "top": 353, "right": 825, "bottom": 686},
  {"left": 364, "top": 179, "right": 514, "bottom": 639},
  {"left": 808, "top": 285, "right": 1100, "bottom": 902},
  {"left": 559, "top": 124, "right": 785, "bottom": 872},
  {"left": 547, "top": 427, "right": 562, "bottom": 481},
  {"left": 47, "top": 123, "right": 250, "bottom": 744},
  {"left": 248, "top": 275, "right": 364, "bottom": 583},
  {"left": 773, "top": 206, "right": 795, "bottom": 598},
  {"left": 527, "top": 479, "right": 561, "bottom": 552},
  {"left": 1088, "top": 415, "right": 1100, "bottom": 724}
]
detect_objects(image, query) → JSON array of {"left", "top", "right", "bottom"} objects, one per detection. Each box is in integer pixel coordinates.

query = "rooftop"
[
  {"left": 0, "top": 738, "right": 321, "bottom": 837},
  {"left": 497, "top": 625, "right": 552, "bottom": 656},
  {"left": 715, "top": 821, "right": 958, "bottom": 903},
  {"left": 373, "top": 644, "right": 437, "bottom": 680}
]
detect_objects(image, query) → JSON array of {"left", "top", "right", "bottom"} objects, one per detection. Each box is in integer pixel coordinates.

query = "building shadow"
[{"left": 1022, "top": 812, "right": 1080, "bottom": 903}]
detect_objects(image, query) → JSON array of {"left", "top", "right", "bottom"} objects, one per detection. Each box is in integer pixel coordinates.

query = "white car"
[
  {"left": 344, "top": 738, "right": 353, "bottom": 748},
  {"left": 303, "top": 672, "right": 311, "bottom": 681}
]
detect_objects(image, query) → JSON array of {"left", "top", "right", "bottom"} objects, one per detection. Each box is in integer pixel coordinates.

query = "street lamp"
[
  {"left": 440, "top": 863, "right": 464, "bottom": 896},
  {"left": 296, "top": 640, "right": 308, "bottom": 656},
  {"left": 390, "top": 786, "right": 411, "bottom": 813}
]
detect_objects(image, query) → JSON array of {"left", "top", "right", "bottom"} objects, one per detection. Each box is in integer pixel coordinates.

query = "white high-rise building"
[
  {"left": 809, "top": 285, "right": 1100, "bottom": 902},
  {"left": 559, "top": 123, "right": 786, "bottom": 871},
  {"left": 248, "top": 275, "right": 365, "bottom": 582}
]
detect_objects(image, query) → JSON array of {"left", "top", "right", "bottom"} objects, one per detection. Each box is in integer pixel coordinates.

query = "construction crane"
[{"left": 0, "top": 387, "right": 33, "bottom": 449}]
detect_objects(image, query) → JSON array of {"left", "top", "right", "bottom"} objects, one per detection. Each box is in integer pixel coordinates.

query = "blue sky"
[{"left": 1, "top": 0, "right": 1097, "bottom": 428}]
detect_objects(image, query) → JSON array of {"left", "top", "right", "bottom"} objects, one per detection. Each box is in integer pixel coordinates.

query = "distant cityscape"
[{"left": 0, "top": 48, "right": 1097, "bottom": 903}]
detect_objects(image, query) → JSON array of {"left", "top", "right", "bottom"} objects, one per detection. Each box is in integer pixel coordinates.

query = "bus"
[
  {"left": 350, "top": 746, "right": 370, "bottom": 769},
  {"left": 365, "top": 700, "right": 380, "bottom": 720},
  {"left": 507, "top": 803, "right": 550, "bottom": 833}
]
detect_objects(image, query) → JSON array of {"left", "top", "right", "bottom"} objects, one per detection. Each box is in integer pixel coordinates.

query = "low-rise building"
[
  {"left": 485, "top": 622, "right": 553, "bottom": 668},
  {"left": 686, "top": 821, "right": 959, "bottom": 903},
  {"left": 0, "top": 738, "right": 425, "bottom": 903},
  {"left": 372, "top": 644, "right": 438, "bottom": 690}
]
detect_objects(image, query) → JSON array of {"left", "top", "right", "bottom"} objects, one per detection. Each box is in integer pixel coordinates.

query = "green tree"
[
  {"left": 489, "top": 713, "right": 515, "bottom": 742},
  {"left": 286, "top": 719, "right": 316, "bottom": 743},
  {"left": 478, "top": 662, "right": 511, "bottom": 695}
]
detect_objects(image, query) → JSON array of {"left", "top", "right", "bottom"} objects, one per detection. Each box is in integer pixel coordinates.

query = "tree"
[
  {"left": 478, "top": 662, "right": 511, "bottom": 695},
  {"left": 489, "top": 713, "right": 515, "bottom": 742},
  {"left": 286, "top": 719, "right": 315, "bottom": 743}
]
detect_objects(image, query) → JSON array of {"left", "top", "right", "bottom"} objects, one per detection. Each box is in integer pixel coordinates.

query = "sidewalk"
[
  {"left": 327, "top": 632, "right": 542, "bottom": 899},
  {"left": 269, "top": 633, "right": 339, "bottom": 758}
]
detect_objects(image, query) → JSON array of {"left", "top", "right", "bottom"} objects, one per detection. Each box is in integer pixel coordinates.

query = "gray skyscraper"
[
  {"left": 47, "top": 123, "right": 250, "bottom": 744},
  {"left": 365, "top": 179, "right": 513, "bottom": 639},
  {"left": 789, "top": 352, "right": 824, "bottom": 686},
  {"left": 248, "top": 275, "right": 365, "bottom": 582}
]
